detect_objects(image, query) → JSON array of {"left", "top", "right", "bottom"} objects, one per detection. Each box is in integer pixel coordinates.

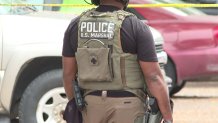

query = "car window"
[
  {"left": 0, "top": 0, "right": 91, "bottom": 15},
  {"left": 0, "top": 0, "right": 14, "bottom": 14},
  {"left": 59, "top": 0, "right": 90, "bottom": 14},
  {"left": 0, "top": 0, "right": 37, "bottom": 14}
]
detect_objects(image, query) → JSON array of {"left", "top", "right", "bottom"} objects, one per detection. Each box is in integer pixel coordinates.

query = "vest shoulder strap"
[{"left": 116, "top": 10, "right": 136, "bottom": 21}]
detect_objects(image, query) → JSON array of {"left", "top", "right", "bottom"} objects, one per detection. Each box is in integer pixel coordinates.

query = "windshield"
[
  {"left": 59, "top": 0, "right": 91, "bottom": 15},
  {"left": 153, "top": 0, "right": 206, "bottom": 16},
  {"left": 0, "top": 0, "right": 38, "bottom": 14},
  {"left": 0, "top": 0, "right": 92, "bottom": 15},
  {"left": 1, "top": 0, "right": 207, "bottom": 15}
]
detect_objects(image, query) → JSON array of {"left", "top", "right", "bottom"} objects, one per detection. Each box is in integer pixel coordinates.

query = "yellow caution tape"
[{"left": 0, "top": 3, "right": 218, "bottom": 8}]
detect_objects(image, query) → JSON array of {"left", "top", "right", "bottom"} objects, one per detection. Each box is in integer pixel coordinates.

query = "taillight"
[{"left": 214, "top": 26, "right": 218, "bottom": 41}]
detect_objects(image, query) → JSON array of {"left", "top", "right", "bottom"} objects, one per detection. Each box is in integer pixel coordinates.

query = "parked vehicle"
[
  {"left": 182, "top": 0, "right": 218, "bottom": 15},
  {"left": 129, "top": 0, "right": 218, "bottom": 94},
  {"left": 0, "top": 3, "right": 170, "bottom": 123}
]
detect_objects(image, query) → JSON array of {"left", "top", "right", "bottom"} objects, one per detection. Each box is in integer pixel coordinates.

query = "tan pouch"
[{"left": 76, "top": 47, "right": 113, "bottom": 82}]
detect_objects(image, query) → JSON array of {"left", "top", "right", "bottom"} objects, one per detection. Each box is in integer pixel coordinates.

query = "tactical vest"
[{"left": 76, "top": 9, "right": 146, "bottom": 91}]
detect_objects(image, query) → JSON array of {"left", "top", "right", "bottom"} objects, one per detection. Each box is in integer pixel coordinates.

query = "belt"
[{"left": 88, "top": 90, "right": 136, "bottom": 97}]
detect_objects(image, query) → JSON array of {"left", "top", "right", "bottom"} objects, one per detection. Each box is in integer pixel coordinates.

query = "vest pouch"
[{"left": 76, "top": 47, "right": 113, "bottom": 82}]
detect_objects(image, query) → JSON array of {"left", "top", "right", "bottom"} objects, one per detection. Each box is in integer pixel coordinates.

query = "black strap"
[{"left": 88, "top": 90, "right": 136, "bottom": 97}]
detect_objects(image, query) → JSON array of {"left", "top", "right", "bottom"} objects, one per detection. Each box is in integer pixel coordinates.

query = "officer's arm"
[
  {"left": 139, "top": 61, "right": 173, "bottom": 122},
  {"left": 62, "top": 57, "right": 77, "bottom": 100}
]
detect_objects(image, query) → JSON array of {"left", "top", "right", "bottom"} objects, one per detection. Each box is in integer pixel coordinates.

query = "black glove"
[{"left": 63, "top": 98, "right": 83, "bottom": 123}]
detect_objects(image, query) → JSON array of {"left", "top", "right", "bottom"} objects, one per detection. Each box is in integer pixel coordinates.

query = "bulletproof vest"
[{"left": 76, "top": 9, "right": 146, "bottom": 91}]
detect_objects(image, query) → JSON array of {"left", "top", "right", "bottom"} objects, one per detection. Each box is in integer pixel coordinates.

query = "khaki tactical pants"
[{"left": 82, "top": 95, "right": 145, "bottom": 123}]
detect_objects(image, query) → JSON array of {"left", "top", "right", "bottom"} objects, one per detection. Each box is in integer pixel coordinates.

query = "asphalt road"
[{"left": 172, "top": 81, "right": 218, "bottom": 123}]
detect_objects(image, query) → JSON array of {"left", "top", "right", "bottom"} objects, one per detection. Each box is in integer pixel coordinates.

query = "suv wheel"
[
  {"left": 19, "top": 69, "right": 67, "bottom": 123},
  {"left": 164, "top": 59, "right": 186, "bottom": 96}
]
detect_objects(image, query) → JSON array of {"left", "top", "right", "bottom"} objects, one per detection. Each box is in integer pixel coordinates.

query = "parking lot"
[{"left": 172, "top": 81, "right": 218, "bottom": 123}]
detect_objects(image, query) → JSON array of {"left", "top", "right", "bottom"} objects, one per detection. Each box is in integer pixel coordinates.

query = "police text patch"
[{"left": 80, "top": 21, "right": 115, "bottom": 39}]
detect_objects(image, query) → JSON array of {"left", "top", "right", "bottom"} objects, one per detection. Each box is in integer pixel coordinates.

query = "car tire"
[
  {"left": 19, "top": 69, "right": 68, "bottom": 123},
  {"left": 164, "top": 59, "right": 186, "bottom": 96}
]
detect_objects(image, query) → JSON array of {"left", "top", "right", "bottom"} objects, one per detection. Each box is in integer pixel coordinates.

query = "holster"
[
  {"left": 144, "top": 98, "right": 174, "bottom": 123},
  {"left": 63, "top": 98, "right": 83, "bottom": 123},
  {"left": 145, "top": 111, "right": 162, "bottom": 123}
]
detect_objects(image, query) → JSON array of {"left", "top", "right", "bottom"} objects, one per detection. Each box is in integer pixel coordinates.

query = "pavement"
[{"left": 172, "top": 81, "right": 218, "bottom": 123}]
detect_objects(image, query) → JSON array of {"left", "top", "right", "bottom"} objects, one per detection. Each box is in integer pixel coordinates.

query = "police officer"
[{"left": 62, "top": 0, "right": 173, "bottom": 123}]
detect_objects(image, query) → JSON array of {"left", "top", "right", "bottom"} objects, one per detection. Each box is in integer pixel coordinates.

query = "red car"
[{"left": 129, "top": 0, "right": 218, "bottom": 94}]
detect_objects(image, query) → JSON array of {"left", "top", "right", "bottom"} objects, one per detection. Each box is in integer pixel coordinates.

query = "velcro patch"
[{"left": 79, "top": 21, "right": 115, "bottom": 39}]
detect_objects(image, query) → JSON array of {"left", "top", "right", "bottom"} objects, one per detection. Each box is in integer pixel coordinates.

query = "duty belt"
[
  {"left": 88, "top": 90, "right": 136, "bottom": 97},
  {"left": 83, "top": 89, "right": 147, "bottom": 102}
]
